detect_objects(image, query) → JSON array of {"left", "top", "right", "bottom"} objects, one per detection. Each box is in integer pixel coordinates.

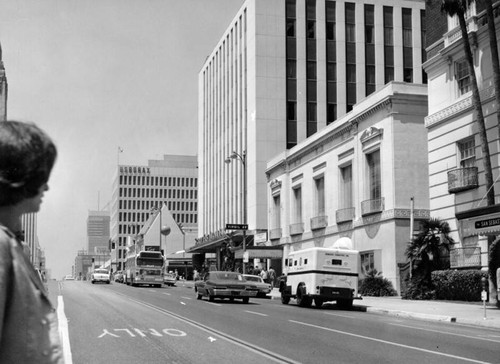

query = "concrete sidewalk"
[{"left": 267, "top": 287, "right": 500, "bottom": 329}]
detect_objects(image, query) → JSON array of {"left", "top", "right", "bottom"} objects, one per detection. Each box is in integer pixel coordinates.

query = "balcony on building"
[
  {"left": 447, "top": 167, "right": 479, "bottom": 193},
  {"left": 289, "top": 222, "right": 304, "bottom": 236},
  {"left": 450, "top": 247, "right": 482, "bottom": 269},
  {"left": 336, "top": 207, "right": 355, "bottom": 223},
  {"left": 361, "top": 197, "right": 384, "bottom": 216},
  {"left": 269, "top": 228, "right": 282, "bottom": 240},
  {"left": 310, "top": 215, "right": 328, "bottom": 230}
]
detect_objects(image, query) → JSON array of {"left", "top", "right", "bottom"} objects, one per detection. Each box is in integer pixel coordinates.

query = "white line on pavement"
[
  {"left": 389, "top": 323, "right": 500, "bottom": 343},
  {"left": 180, "top": 296, "right": 192, "bottom": 300},
  {"left": 244, "top": 310, "right": 268, "bottom": 317},
  {"left": 57, "top": 296, "right": 73, "bottom": 364},
  {"left": 289, "top": 319, "right": 491, "bottom": 364},
  {"left": 162, "top": 292, "right": 171, "bottom": 296}
]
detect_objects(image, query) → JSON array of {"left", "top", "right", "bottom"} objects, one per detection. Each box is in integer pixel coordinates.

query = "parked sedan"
[
  {"left": 91, "top": 268, "right": 111, "bottom": 284},
  {"left": 243, "top": 274, "right": 272, "bottom": 298},
  {"left": 114, "top": 271, "right": 124, "bottom": 283},
  {"left": 194, "top": 271, "right": 258, "bottom": 303}
]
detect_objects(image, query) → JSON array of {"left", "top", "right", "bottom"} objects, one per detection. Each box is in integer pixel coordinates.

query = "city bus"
[
  {"left": 125, "top": 250, "right": 164, "bottom": 287},
  {"left": 279, "top": 242, "right": 361, "bottom": 309}
]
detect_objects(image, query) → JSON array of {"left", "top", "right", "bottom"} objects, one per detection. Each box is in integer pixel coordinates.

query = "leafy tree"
[{"left": 406, "top": 218, "right": 455, "bottom": 282}]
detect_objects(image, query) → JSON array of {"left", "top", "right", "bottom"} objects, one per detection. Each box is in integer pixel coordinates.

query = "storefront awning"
[
  {"left": 233, "top": 246, "right": 283, "bottom": 259},
  {"left": 456, "top": 204, "right": 500, "bottom": 236}
]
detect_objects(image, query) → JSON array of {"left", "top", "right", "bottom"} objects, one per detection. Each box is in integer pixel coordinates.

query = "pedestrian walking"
[
  {"left": 0, "top": 120, "right": 63, "bottom": 363},
  {"left": 268, "top": 266, "right": 276, "bottom": 287},
  {"left": 260, "top": 267, "right": 269, "bottom": 283}
]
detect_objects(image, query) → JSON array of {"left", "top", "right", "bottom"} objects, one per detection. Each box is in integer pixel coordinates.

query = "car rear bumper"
[{"left": 213, "top": 289, "right": 258, "bottom": 297}]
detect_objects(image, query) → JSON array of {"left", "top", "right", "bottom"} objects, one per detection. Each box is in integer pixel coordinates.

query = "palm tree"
[
  {"left": 441, "top": 0, "right": 495, "bottom": 206},
  {"left": 406, "top": 218, "right": 455, "bottom": 281}
]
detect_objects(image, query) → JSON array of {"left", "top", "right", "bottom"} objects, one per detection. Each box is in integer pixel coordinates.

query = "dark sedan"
[{"left": 194, "top": 271, "right": 258, "bottom": 303}]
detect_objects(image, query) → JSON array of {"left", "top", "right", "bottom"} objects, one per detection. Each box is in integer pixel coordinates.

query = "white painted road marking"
[
  {"left": 244, "top": 310, "right": 268, "bottom": 317},
  {"left": 57, "top": 296, "right": 73, "bottom": 364},
  {"left": 289, "top": 320, "right": 491, "bottom": 364},
  {"left": 390, "top": 323, "right": 500, "bottom": 343}
]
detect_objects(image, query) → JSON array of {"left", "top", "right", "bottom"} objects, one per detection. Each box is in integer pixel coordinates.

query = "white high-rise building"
[
  {"left": 111, "top": 155, "right": 198, "bottom": 271},
  {"left": 194, "top": 0, "right": 427, "bottom": 270}
]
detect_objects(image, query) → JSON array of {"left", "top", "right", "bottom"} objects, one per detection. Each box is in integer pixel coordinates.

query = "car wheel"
[
  {"left": 242, "top": 297, "right": 250, "bottom": 304},
  {"left": 208, "top": 291, "right": 215, "bottom": 302},
  {"left": 91, "top": 281, "right": 95, "bottom": 284}
]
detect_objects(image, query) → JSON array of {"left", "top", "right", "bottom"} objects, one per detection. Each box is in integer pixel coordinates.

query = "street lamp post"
[{"left": 225, "top": 150, "right": 247, "bottom": 273}]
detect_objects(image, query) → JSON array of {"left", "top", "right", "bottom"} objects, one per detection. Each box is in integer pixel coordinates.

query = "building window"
[
  {"left": 458, "top": 138, "right": 475, "bottom": 168},
  {"left": 365, "top": 4, "right": 375, "bottom": 96},
  {"left": 326, "top": 0, "right": 336, "bottom": 124},
  {"left": 293, "top": 186, "right": 302, "bottom": 223},
  {"left": 345, "top": 2, "right": 356, "bottom": 112},
  {"left": 367, "top": 150, "right": 381, "bottom": 200},
  {"left": 402, "top": 8, "right": 413, "bottom": 82},
  {"left": 340, "top": 164, "right": 353, "bottom": 208},
  {"left": 361, "top": 252, "right": 374, "bottom": 275},
  {"left": 456, "top": 59, "right": 471, "bottom": 96},
  {"left": 383, "top": 6, "right": 394, "bottom": 83},
  {"left": 421, "top": 10, "right": 427, "bottom": 84},
  {"left": 306, "top": 0, "right": 317, "bottom": 137},
  {"left": 315, "top": 177, "right": 325, "bottom": 216},
  {"left": 286, "top": 0, "right": 297, "bottom": 149},
  {"left": 273, "top": 195, "right": 281, "bottom": 228}
]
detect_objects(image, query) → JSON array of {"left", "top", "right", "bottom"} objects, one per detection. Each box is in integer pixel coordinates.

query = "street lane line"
[
  {"left": 389, "top": 323, "right": 500, "bottom": 343},
  {"left": 289, "top": 320, "right": 491, "bottom": 364},
  {"left": 118, "top": 293, "right": 300, "bottom": 364},
  {"left": 162, "top": 292, "right": 171, "bottom": 296},
  {"left": 57, "top": 296, "right": 73, "bottom": 364},
  {"left": 324, "top": 312, "right": 356, "bottom": 319},
  {"left": 180, "top": 296, "right": 192, "bottom": 300},
  {"left": 206, "top": 301, "right": 222, "bottom": 307},
  {"left": 244, "top": 310, "right": 268, "bottom": 317}
]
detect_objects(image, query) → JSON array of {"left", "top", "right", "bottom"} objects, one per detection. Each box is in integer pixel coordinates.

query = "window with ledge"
[
  {"left": 361, "top": 251, "right": 374, "bottom": 275},
  {"left": 456, "top": 59, "right": 471, "bottom": 96},
  {"left": 315, "top": 176, "right": 325, "bottom": 216},
  {"left": 293, "top": 186, "right": 302, "bottom": 223},
  {"left": 367, "top": 150, "right": 381, "bottom": 200},
  {"left": 459, "top": 138, "right": 475, "bottom": 168},
  {"left": 273, "top": 194, "right": 281, "bottom": 229},
  {"left": 340, "top": 165, "right": 353, "bottom": 209}
]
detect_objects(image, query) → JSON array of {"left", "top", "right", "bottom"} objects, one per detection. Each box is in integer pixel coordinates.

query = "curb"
[{"left": 366, "top": 307, "right": 456, "bottom": 323}]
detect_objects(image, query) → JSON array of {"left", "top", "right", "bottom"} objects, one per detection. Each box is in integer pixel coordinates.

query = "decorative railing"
[
  {"left": 289, "top": 222, "right": 304, "bottom": 236},
  {"left": 336, "top": 207, "right": 355, "bottom": 223},
  {"left": 450, "top": 247, "right": 482, "bottom": 268},
  {"left": 361, "top": 197, "right": 384, "bottom": 216},
  {"left": 310, "top": 215, "right": 328, "bottom": 230},
  {"left": 269, "top": 228, "right": 282, "bottom": 240},
  {"left": 447, "top": 167, "right": 478, "bottom": 193}
]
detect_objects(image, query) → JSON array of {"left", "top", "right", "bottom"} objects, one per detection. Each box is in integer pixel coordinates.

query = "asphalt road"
[{"left": 55, "top": 280, "right": 500, "bottom": 364}]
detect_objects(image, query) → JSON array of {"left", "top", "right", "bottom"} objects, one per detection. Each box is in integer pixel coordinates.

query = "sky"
[{"left": 0, "top": 0, "right": 244, "bottom": 279}]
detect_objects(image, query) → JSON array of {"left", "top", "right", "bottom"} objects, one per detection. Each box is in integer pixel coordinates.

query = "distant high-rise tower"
[
  {"left": 111, "top": 155, "right": 198, "bottom": 271},
  {"left": 87, "top": 210, "right": 111, "bottom": 254},
  {"left": 0, "top": 42, "right": 8, "bottom": 121}
]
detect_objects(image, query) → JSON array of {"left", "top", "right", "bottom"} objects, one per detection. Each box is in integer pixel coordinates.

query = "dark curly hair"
[{"left": 0, "top": 120, "right": 57, "bottom": 206}]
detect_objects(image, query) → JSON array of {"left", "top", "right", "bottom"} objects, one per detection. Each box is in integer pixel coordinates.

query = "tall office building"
[
  {"left": 194, "top": 0, "right": 426, "bottom": 265},
  {"left": 87, "top": 210, "right": 110, "bottom": 254},
  {"left": 111, "top": 155, "right": 198, "bottom": 271}
]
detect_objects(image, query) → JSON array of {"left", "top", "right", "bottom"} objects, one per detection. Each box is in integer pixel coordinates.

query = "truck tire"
[
  {"left": 296, "top": 285, "right": 312, "bottom": 308},
  {"left": 337, "top": 299, "right": 353, "bottom": 309}
]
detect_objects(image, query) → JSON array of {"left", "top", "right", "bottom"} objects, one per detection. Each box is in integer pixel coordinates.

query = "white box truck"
[{"left": 279, "top": 241, "right": 361, "bottom": 308}]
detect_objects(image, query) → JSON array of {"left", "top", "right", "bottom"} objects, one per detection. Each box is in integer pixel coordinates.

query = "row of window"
[
  {"left": 119, "top": 198, "right": 197, "bottom": 210},
  {"left": 271, "top": 150, "right": 381, "bottom": 227},
  {"left": 119, "top": 175, "right": 197, "bottom": 188},
  {"left": 119, "top": 201, "right": 197, "bottom": 218},
  {"left": 285, "top": 1, "right": 425, "bottom": 149},
  {"left": 119, "top": 188, "right": 197, "bottom": 199}
]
